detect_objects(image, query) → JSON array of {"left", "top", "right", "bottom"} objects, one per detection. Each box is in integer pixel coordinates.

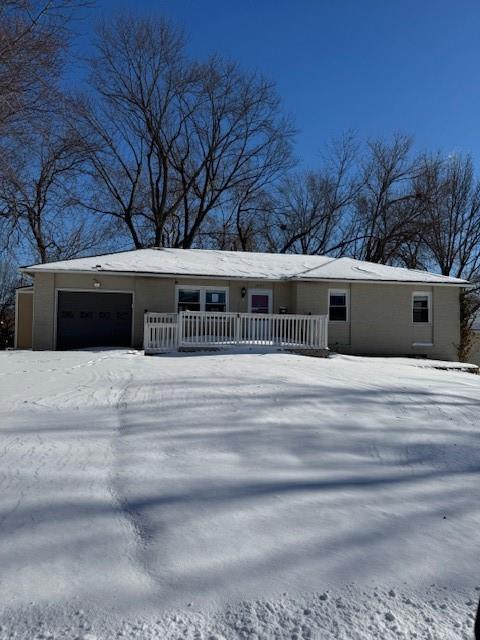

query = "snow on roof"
[
  {"left": 22, "top": 248, "right": 469, "bottom": 285},
  {"left": 295, "top": 256, "right": 468, "bottom": 284}
]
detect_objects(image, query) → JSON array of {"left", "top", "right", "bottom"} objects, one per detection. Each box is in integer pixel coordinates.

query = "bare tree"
[
  {"left": 170, "top": 58, "right": 294, "bottom": 248},
  {"left": 0, "top": 118, "right": 106, "bottom": 263},
  {"left": 0, "top": 259, "right": 19, "bottom": 348},
  {"left": 419, "top": 154, "right": 480, "bottom": 360},
  {"left": 265, "top": 134, "right": 360, "bottom": 255},
  {"left": 80, "top": 15, "right": 189, "bottom": 248},
  {"left": 198, "top": 186, "right": 274, "bottom": 252},
  {"left": 0, "top": 0, "right": 85, "bottom": 134},
  {"left": 350, "top": 134, "right": 425, "bottom": 264},
  {"left": 420, "top": 155, "right": 480, "bottom": 278},
  {"left": 73, "top": 95, "right": 148, "bottom": 249},
  {"left": 0, "top": 1, "right": 98, "bottom": 266},
  {"left": 79, "top": 15, "right": 294, "bottom": 250}
]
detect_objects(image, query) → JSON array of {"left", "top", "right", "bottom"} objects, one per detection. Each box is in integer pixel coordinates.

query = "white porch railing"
[
  {"left": 144, "top": 311, "right": 328, "bottom": 353},
  {"left": 143, "top": 313, "right": 178, "bottom": 351}
]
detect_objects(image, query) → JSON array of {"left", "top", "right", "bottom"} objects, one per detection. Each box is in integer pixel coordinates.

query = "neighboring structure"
[{"left": 16, "top": 248, "right": 468, "bottom": 360}]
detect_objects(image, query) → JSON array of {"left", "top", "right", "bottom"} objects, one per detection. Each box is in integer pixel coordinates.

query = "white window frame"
[
  {"left": 328, "top": 288, "right": 349, "bottom": 323},
  {"left": 412, "top": 291, "right": 431, "bottom": 324},
  {"left": 248, "top": 288, "right": 273, "bottom": 314},
  {"left": 175, "top": 285, "right": 229, "bottom": 312}
]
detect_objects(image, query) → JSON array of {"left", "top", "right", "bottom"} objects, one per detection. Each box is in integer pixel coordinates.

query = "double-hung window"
[
  {"left": 412, "top": 292, "right": 430, "bottom": 323},
  {"left": 205, "top": 290, "right": 227, "bottom": 312},
  {"left": 176, "top": 286, "right": 228, "bottom": 313},
  {"left": 177, "top": 289, "right": 201, "bottom": 312},
  {"left": 328, "top": 289, "right": 349, "bottom": 322}
]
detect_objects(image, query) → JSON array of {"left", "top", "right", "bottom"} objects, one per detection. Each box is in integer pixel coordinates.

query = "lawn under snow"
[{"left": 0, "top": 349, "right": 479, "bottom": 640}]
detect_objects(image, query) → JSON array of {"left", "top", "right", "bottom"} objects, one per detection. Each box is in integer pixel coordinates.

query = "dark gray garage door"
[{"left": 56, "top": 291, "right": 133, "bottom": 350}]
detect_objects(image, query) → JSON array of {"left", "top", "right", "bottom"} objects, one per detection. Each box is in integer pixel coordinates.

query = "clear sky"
[{"left": 71, "top": 0, "right": 480, "bottom": 169}]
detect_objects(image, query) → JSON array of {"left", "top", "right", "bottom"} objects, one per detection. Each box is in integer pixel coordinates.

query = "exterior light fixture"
[
  {"left": 241, "top": 286, "right": 247, "bottom": 298},
  {"left": 93, "top": 279, "right": 101, "bottom": 288}
]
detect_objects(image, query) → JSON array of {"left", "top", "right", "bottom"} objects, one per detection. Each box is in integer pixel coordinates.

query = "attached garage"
[{"left": 56, "top": 291, "right": 133, "bottom": 350}]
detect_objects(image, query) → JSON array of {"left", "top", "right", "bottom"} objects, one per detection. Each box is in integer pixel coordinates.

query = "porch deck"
[{"left": 144, "top": 311, "right": 329, "bottom": 354}]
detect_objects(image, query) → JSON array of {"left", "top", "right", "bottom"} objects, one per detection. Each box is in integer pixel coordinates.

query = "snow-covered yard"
[{"left": 0, "top": 349, "right": 479, "bottom": 639}]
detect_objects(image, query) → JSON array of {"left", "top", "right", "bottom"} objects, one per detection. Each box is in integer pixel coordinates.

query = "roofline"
[
  {"left": 295, "top": 277, "right": 467, "bottom": 286},
  {"left": 20, "top": 267, "right": 291, "bottom": 281},
  {"left": 18, "top": 246, "right": 146, "bottom": 271},
  {"left": 19, "top": 267, "right": 469, "bottom": 287}
]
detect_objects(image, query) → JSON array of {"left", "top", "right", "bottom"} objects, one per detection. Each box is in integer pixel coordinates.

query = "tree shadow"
[{"left": 1, "top": 352, "right": 479, "bottom": 611}]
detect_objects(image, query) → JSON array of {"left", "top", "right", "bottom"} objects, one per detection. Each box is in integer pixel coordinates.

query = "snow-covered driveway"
[{"left": 0, "top": 349, "right": 479, "bottom": 639}]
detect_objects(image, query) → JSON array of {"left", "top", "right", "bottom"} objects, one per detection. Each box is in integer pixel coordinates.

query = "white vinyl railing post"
[
  {"left": 178, "top": 311, "right": 183, "bottom": 348},
  {"left": 235, "top": 313, "right": 241, "bottom": 345}
]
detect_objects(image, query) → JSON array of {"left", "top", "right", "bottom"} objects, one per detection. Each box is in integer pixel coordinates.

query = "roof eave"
[
  {"left": 20, "top": 266, "right": 468, "bottom": 287},
  {"left": 293, "top": 276, "right": 469, "bottom": 286}
]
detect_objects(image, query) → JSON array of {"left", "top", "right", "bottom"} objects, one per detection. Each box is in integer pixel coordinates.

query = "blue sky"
[{"left": 72, "top": 0, "right": 480, "bottom": 168}]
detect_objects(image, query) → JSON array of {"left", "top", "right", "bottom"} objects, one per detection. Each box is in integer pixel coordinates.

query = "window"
[
  {"left": 178, "top": 289, "right": 201, "bottom": 312},
  {"left": 205, "top": 290, "right": 226, "bottom": 312},
  {"left": 329, "top": 289, "right": 348, "bottom": 322},
  {"left": 176, "top": 286, "right": 229, "bottom": 313},
  {"left": 412, "top": 293, "right": 430, "bottom": 323}
]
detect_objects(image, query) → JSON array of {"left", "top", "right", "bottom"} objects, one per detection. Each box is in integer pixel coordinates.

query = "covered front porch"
[{"left": 144, "top": 311, "right": 329, "bottom": 354}]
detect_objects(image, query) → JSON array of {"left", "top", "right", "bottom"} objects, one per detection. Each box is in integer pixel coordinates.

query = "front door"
[
  {"left": 247, "top": 289, "right": 272, "bottom": 343},
  {"left": 248, "top": 289, "right": 272, "bottom": 314}
]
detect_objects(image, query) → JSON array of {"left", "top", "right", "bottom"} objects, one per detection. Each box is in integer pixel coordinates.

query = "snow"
[
  {"left": 1, "top": 348, "right": 479, "bottom": 639},
  {"left": 22, "top": 247, "right": 468, "bottom": 285},
  {"left": 297, "top": 255, "right": 468, "bottom": 284},
  {"left": 329, "top": 353, "right": 479, "bottom": 372}
]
